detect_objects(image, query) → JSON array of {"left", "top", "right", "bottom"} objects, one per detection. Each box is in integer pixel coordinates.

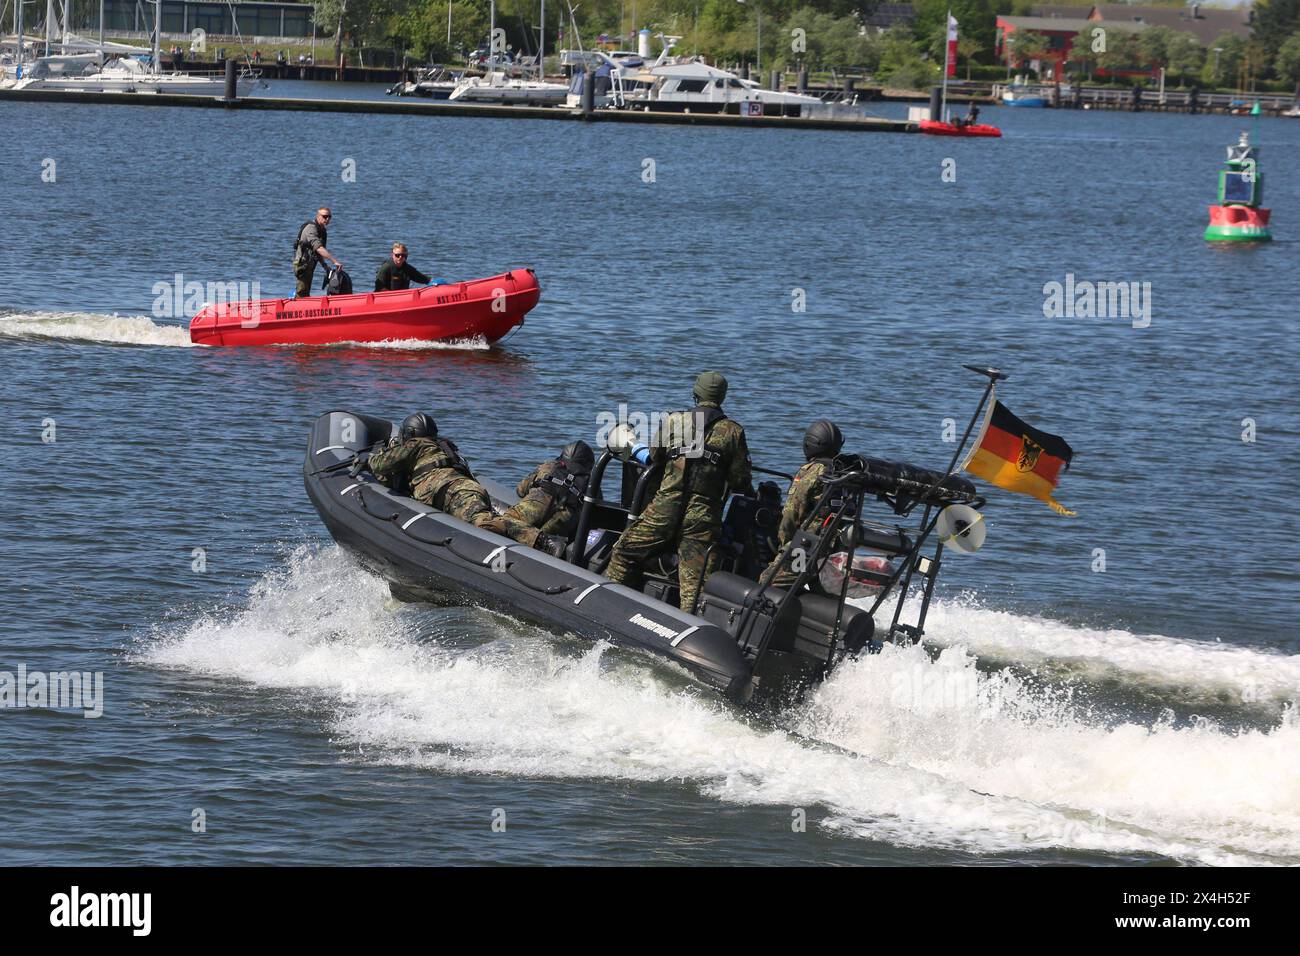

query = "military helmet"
[
  {"left": 693, "top": 370, "right": 728, "bottom": 405},
  {"left": 398, "top": 412, "right": 437, "bottom": 442},
  {"left": 560, "top": 440, "right": 595, "bottom": 475},
  {"left": 803, "top": 419, "right": 844, "bottom": 461}
]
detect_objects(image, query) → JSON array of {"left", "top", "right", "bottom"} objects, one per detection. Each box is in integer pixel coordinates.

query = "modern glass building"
[{"left": 92, "top": 1, "right": 316, "bottom": 39}]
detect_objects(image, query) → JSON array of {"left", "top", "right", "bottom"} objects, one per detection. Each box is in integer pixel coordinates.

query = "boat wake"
[
  {"left": 0, "top": 310, "right": 492, "bottom": 351},
  {"left": 140, "top": 544, "right": 1300, "bottom": 866},
  {"left": 0, "top": 310, "right": 196, "bottom": 347}
]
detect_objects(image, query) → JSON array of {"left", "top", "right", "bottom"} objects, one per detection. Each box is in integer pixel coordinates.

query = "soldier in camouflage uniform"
[
  {"left": 606, "top": 372, "right": 753, "bottom": 613},
  {"left": 482, "top": 441, "right": 594, "bottom": 553},
  {"left": 762, "top": 419, "right": 844, "bottom": 588},
  {"left": 367, "top": 413, "right": 498, "bottom": 528}
]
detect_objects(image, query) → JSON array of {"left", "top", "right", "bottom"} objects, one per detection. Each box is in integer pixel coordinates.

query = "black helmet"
[
  {"left": 560, "top": 440, "right": 595, "bottom": 475},
  {"left": 398, "top": 413, "right": 437, "bottom": 442},
  {"left": 803, "top": 419, "right": 844, "bottom": 461}
]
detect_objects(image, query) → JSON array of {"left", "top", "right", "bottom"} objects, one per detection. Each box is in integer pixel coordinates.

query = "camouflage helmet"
[
  {"left": 560, "top": 440, "right": 595, "bottom": 475},
  {"left": 803, "top": 419, "right": 844, "bottom": 461},
  {"left": 693, "top": 371, "right": 728, "bottom": 405},
  {"left": 399, "top": 413, "right": 437, "bottom": 442}
]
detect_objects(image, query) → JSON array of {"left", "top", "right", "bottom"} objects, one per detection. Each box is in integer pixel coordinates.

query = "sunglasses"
[
  {"left": 393, "top": 252, "right": 406, "bottom": 259},
  {"left": 320, "top": 214, "right": 332, "bottom": 220}
]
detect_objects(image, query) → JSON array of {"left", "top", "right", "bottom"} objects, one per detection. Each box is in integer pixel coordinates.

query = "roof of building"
[
  {"left": 1028, "top": 5, "right": 1095, "bottom": 18},
  {"left": 1089, "top": 4, "right": 1252, "bottom": 44},
  {"left": 997, "top": 15, "right": 1146, "bottom": 33}
]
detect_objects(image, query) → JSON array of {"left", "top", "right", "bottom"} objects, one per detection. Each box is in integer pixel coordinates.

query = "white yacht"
[
  {"left": 11, "top": 52, "right": 258, "bottom": 95},
  {"left": 566, "top": 37, "right": 823, "bottom": 116},
  {"left": 448, "top": 65, "right": 569, "bottom": 106},
  {"left": 5, "top": 2, "right": 258, "bottom": 97}
]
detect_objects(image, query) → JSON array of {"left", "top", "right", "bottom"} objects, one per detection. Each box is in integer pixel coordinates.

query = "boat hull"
[
  {"left": 1205, "top": 205, "right": 1272, "bottom": 242},
  {"left": 303, "top": 411, "right": 756, "bottom": 700},
  {"left": 919, "top": 119, "right": 1002, "bottom": 137},
  {"left": 189, "top": 268, "right": 540, "bottom": 346}
]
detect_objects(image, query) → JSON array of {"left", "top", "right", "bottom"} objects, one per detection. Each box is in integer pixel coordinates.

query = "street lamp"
[{"left": 736, "top": 0, "right": 760, "bottom": 73}]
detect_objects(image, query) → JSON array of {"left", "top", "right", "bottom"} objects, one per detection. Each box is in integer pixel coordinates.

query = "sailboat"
[
  {"left": 8, "top": 0, "right": 258, "bottom": 95},
  {"left": 447, "top": 0, "right": 568, "bottom": 105},
  {"left": 917, "top": 12, "right": 1001, "bottom": 137}
]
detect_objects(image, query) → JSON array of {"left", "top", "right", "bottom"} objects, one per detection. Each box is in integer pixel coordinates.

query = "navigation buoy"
[{"left": 1205, "top": 131, "right": 1272, "bottom": 243}]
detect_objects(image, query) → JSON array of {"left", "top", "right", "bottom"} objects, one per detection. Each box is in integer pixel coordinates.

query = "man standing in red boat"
[
  {"left": 374, "top": 243, "right": 431, "bottom": 292},
  {"left": 292, "top": 207, "right": 343, "bottom": 298}
]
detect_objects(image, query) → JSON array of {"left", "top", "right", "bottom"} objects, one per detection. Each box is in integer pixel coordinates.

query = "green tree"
[
  {"left": 877, "top": 24, "right": 938, "bottom": 89},
  {"left": 1068, "top": 26, "right": 1101, "bottom": 80},
  {"left": 1253, "top": 0, "right": 1300, "bottom": 60},
  {"left": 1200, "top": 31, "right": 1245, "bottom": 87},
  {"left": 1275, "top": 30, "right": 1300, "bottom": 86},
  {"left": 1096, "top": 29, "right": 1142, "bottom": 77},
  {"left": 913, "top": 0, "right": 996, "bottom": 61},
  {"left": 1006, "top": 29, "right": 1049, "bottom": 75}
]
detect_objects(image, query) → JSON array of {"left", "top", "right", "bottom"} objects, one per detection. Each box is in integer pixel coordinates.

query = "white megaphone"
[
  {"left": 605, "top": 423, "right": 650, "bottom": 465},
  {"left": 936, "top": 504, "right": 986, "bottom": 554}
]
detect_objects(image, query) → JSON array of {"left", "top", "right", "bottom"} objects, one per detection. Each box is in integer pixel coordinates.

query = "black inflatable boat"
[{"left": 304, "top": 402, "right": 989, "bottom": 703}]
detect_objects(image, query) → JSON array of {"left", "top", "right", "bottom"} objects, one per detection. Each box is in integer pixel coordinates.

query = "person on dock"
[
  {"left": 367, "top": 414, "right": 566, "bottom": 557},
  {"left": 606, "top": 372, "right": 753, "bottom": 613},
  {"left": 761, "top": 419, "right": 844, "bottom": 589},
  {"left": 374, "top": 243, "right": 431, "bottom": 292},
  {"left": 483, "top": 441, "right": 595, "bottom": 554},
  {"left": 293, "top": 208, "right": 342, "bottom": 298}
]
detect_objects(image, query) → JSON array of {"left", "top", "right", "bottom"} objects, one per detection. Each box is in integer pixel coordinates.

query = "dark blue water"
[{"left": 1, "top": 97, "right": 1298, "bottom": 866}]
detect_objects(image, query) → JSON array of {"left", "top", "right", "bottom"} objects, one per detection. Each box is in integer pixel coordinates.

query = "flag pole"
[
  {"left": 944, "top": 365, "right": 1006, "bottom": 477},
  {"left": 941, "top": 9, "right": 950, "bottom": 123}
]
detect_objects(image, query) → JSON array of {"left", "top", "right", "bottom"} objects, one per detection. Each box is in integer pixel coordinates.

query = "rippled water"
[{"left": 2, "top": 95, "right": 1298, "bottom": 865}]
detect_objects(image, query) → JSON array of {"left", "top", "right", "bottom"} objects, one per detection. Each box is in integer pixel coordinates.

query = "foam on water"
[
  {"left": 0, "top": 311, "right": 493, "bottom": 351},
  {"left": 141, "top": 546, "right": 1300, "bottom": 865},
  {"left": 0, "top": 310, "right": 197, "bottom": 347},
  {"left": 917, "top": 594, "right": 1300, "bottom": 705}
]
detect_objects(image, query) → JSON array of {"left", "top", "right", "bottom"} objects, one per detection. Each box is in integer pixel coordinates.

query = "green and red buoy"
[{"left": 1205, "top": 130, "right": 1272, "bottom": 243}]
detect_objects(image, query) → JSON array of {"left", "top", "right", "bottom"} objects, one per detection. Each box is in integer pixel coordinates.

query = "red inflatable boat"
[
  {"left": 919, "top": 119, "right": 1002, "bottom": 138},
  {"left": 190, "top": 268, "right": 540, "bottom": 346}
]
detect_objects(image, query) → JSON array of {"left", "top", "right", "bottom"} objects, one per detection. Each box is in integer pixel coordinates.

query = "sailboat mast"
[
  {"left": 43, "top": 0, "right": 51, "bottom": 55},
  {"left": 99, "top": 0, "right": 105, "bottom": 53},
  {"left": 539, "top": 0, "right": 544, "bottom": 80},
  {"left": 15, "top": 0, "right": 23, "bottom": 68},
  {"left": 59, "top": 0, "right": 67, "bottom": 52},
  {"left": 152, "top": 0, "right": 161, "bottom": 74}
]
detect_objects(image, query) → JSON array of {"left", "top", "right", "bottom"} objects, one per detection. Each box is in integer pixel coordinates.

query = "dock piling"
[{"left": 223, "top": 58, "right": 237, "bottom": 102}]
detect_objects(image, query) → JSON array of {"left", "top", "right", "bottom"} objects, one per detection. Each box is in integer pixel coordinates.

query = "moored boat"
[
  {"left": 190, "top": 268, "right": 540, "bottom": 346},
  {"left": 918, "top": 119, "right": 1002, "bottom": 137}
]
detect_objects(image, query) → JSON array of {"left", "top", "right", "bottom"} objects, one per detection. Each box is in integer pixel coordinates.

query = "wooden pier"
[{"left": 0, "top": 88, "right": 917, "bottom": 133}]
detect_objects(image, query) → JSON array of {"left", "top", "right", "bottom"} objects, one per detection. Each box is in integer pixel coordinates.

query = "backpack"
[{"left": 322, "top": 267, "right": 353, "bottom": 296}]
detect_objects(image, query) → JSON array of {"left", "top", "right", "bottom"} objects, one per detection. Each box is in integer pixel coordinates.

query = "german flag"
[{"left": 962, "top": 400, "right": 1076, "bottom": 516}]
